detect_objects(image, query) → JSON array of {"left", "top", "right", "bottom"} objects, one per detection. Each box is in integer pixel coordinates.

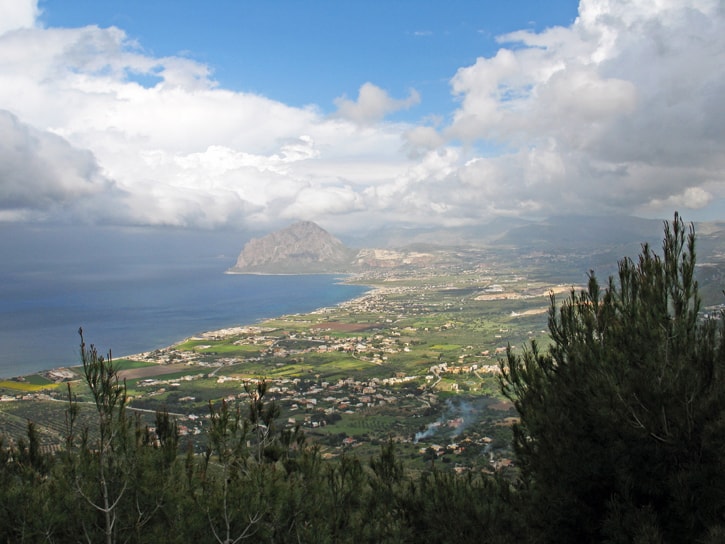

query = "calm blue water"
[{"left": 0, "top": 224, "right": 367, "bottom": 378}]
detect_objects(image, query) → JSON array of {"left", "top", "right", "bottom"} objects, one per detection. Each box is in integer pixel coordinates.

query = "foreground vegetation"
[{"left": 2, "top": 215, "right": 725, "bottom": 542}]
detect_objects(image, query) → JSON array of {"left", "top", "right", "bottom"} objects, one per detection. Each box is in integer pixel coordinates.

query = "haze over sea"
[{"left": 0, "top": 225, "right": 368, "bottom": 379}]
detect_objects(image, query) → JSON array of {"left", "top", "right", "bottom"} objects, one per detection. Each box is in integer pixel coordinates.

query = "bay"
[{"left": 0, "top": 224, "right": 368, "bottom": 379}]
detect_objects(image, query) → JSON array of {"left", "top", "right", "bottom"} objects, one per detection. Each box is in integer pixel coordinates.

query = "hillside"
[
  {"left": 227, "top": 221, "right": 358, "bottom": 274},
  {"left": 227, "top": 216, "right": 725, "bottom": 283}
]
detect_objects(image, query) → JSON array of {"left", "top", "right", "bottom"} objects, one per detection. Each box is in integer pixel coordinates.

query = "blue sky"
[
  {"left": 38, "top": 1, "right": 579, "bottom": 120},
  {"left": 1, "top": 0, "right": 724, "bottom": 234}
]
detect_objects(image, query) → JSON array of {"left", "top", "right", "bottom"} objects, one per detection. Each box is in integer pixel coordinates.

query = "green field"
[
  {"left": 0, "top": 379, "right": 59, "bottom": 393},
  {"left": 1, "top": 261, "right": 567, "bottom": 470}
]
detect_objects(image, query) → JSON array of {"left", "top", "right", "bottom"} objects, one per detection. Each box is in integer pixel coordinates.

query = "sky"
[{"left": 1, "top": 0, "right": 724, "bottom": 237}]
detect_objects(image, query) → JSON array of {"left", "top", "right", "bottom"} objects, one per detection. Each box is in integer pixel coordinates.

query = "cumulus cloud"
[
  {"left": 0, "top": 0, "right": 723, "bottom": 233},
  {"left": 445, "top": 0, "right": 725, "bottom": 219},
  {"left": 402, "top": 126, "right": 445, "bottom": 158},
  {"left": 0, "top": 109, "right": 120, "bottom": 221},
  {"left": 0, "top": 0, "right": 38, "bottom": 35},
  {"left": 0, "top": 7, "right": 413, "bottom": 230},
  {"left": 333, "top": 82, "right": 421, "bottom": 125}
]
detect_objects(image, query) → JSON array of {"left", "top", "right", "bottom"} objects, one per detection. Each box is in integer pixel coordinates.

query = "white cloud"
[
  {"left": 0, "top": 0, "right": 38, "bottom": 35},
  {"left": 641, "top": 186, "right": 713, "bottom": 216},
  {"left": 0, "top": 8, "right": 417, "bottom": 230},
  {"left": 402, "top": 126, "right": 445, "bottom": 158},
  {"left": 281, "top": 184, "right": 365, "bottom": 220},
  {"left": 333, "top": 82, "right": 420, "bottom": 125},
  {"left": 0, "top": 0, "right": 724, "bottom": 234},
  {"left": 445, "top": 0, "right": 725, "bottom": 219},
  {"left": 0, "top": 109, "right": 120, "bottom": 221}
]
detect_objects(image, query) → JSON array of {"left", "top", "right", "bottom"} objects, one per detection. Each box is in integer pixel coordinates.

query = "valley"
[{"left": 3, "top": 218, "right": 725, "bottom": 473}]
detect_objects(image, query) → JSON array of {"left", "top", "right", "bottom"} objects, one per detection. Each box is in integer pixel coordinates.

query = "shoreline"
[
  {"left": 2, "top": 276, "right": 381, "bottom": 382},
  {"left": 126, "top": 277, "right": 384, "bottom": 357}
]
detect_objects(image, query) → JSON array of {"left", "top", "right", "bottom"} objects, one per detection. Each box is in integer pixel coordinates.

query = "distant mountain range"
[{"left": 227, "top": 216, "right": 725, "bottom": 276}]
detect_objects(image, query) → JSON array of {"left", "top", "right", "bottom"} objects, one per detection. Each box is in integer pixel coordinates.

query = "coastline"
[
  {"left": 3, "top": 275, "right": 380, "bottom": 381},
  {"left": 125, "top": 276, "right": 382, "bottom": 357}
]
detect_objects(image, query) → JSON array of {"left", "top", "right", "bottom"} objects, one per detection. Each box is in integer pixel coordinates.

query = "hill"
[
  {"left": 227, "top": 215, "right": 725, "bottom": 283},
  {"left": 227, "top": 221, "right": 357, "bottom": 274}
]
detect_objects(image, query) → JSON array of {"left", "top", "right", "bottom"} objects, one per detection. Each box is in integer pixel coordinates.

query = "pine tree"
[
  {"left": 67, "top": 329, "right": 185, "bottom": 543},
  {"left": 500, "top": 214, "right": 725, "bottom": 542}
]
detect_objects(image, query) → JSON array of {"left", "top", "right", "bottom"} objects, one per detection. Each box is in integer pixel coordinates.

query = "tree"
[
  {"left": 195, "top": 380, "right": 307, "bottom": 543},
  {"left": 0, "top": 424, "right": 61, "bottom": 543},
  {"left": 68, "top": 328, "right": 183, "bottom": 544},
  {"left": 73, "top": 328, "right": 131, "bottom": 544},
  {"left": 500, "top": 214, "right": 725, "bottom": 542}
]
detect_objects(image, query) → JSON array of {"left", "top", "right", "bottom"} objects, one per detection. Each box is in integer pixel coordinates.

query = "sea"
[{"left": 0, "top": 224, "right": 369, "bottom": 379}]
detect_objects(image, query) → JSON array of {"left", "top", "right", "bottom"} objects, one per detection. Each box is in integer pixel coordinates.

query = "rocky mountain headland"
[
  {"left": 227, "top": 220, "right": 447, "bottom": 274},
  {"left": 227, "top": 216, "right": 725, "bottom": 282},
  {"left": 227, "top": 221, "right": 358, "bottom": 274}
]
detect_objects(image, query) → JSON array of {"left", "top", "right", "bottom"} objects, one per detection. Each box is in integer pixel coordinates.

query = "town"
[{"left": 0, "top": 253, "right": 579, "bottom": 472}]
